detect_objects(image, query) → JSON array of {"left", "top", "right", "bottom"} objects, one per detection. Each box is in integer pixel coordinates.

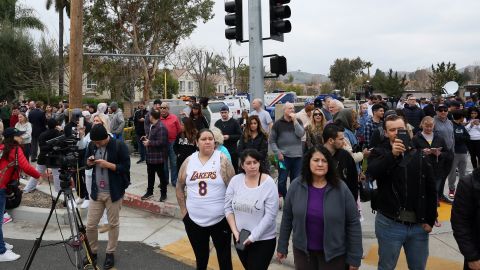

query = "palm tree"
[
  {"left": 0, "top": 0, "right": 44, "bottom": 31},
  {"left": 46, "top": 0, "right": 70, "bottom": 97},
  {"left": 365, "top": 61, "right": 373, "bottom": 79}
]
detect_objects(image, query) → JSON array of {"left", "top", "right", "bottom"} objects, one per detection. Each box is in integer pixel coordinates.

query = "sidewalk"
[{"left": 7, "top": 156, "right": 467, "bottom": 269}]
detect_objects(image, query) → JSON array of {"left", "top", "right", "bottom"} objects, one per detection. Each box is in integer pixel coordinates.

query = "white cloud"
[{"left": 24, "top": 0, "right": 480, "bottom": 75}]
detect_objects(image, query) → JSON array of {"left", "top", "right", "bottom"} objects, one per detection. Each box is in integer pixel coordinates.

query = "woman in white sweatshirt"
[
  {"left": 466, "top": 107, "right": 480, "bottom": 169},
  {"left": 225, "top": 149, "right": 278, "bottom": 270}
]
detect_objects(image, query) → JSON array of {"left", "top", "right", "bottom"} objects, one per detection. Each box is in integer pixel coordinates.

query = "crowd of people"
[{"left": 1, "top": 94, "right": 480, "bottom": 269}]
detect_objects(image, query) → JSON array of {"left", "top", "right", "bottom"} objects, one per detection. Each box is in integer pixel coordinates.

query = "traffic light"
[
  {"left": 269, "top": 0, "right": 291, "bottom": 42},
  {"left": 270, "top": 56, "right": 287, "bottom": 77},
  {"left": 225, "top": 0, "right": 243, "bottom": 42}
]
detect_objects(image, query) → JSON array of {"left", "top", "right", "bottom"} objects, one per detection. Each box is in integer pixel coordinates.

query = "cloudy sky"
[{"left": 24, "top": 0, "right": 480, "bottom": 75}]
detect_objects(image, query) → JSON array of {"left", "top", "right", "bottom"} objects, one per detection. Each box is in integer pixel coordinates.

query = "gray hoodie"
[
  {"left": 434, "top": 115, "right": 454, "bottom": 151},
  {"left": 277, "top": 177, "right": 363, "bottom": 267}
]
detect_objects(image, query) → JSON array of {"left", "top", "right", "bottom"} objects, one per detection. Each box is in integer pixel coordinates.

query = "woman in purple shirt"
[{"left": 277, "top": 145, "right": 362, "bottom": 270}]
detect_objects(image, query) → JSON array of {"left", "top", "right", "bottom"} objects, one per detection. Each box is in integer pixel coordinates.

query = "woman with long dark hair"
[
  {"left": 237, "top": 116, "right": 269, "bottom": 171},
  {"left": 225, "top": 149, "right": 278, "bottom": 270},
  {"left": 176, "top": 129, "right": 236, "bottom": 270},
  {"left": 466, "top": 106, "right": 480, "bottom": 169},
  {"left": 0, "top": 128, "right": 41, "bottom": 261},
  {"left": 277, "top": 145, "right": 362, "bottom": 270},
  {"left": 173, "top": 117, "right": 198, "bottom": 172},
  {"left": 189, "top": 103, "right": 209, "bottom": 131}
]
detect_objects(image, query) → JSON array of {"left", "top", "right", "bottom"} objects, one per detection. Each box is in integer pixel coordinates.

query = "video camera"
[{"left": 44, "top": 134, "right": 80, "bottom": 169}]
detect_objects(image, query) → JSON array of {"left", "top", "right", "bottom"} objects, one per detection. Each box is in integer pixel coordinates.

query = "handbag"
[{"left": 0, "top": 147, "right": 23, "bottom": 209}]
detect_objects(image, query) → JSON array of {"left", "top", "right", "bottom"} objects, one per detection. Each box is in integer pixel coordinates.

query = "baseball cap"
[
  {"left": 436, "top": 104, "right": 448, "bottom": 111},
  {"left": 2, "top": 127, "right": 26, "bottom": 138}
]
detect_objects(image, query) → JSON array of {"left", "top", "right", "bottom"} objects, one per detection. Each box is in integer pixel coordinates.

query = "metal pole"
[
  {"left": 248, "top": 0, "right": 264, "bottom": 105},
  {"left": 164, "top": 69, "right": 167, "bottom": 99}
]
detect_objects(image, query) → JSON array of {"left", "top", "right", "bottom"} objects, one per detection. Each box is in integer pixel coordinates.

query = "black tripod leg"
[
  {"left": 23, "top": 190, "right": 64, "bottom": 270},
  {"left": 74, "top": 207, "right": 98, "bottom": 270}
]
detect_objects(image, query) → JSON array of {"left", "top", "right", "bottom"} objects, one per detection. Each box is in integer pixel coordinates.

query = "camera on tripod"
[{"left": 44, "top": 134, "right": 80, "bottom": 189}]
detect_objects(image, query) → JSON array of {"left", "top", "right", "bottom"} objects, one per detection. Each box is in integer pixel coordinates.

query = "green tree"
[
  {"left": 429, "top": 62, "right": 466, "bottom": 95},
  {"left": 329, "top": 57, "right": 365, "bottom": 96},
  {"left": 152, "top": 69, "right": 179, "bottom": 99},
  {"left": 46, "top": 0, "right": 70, "bottom": 96},
  {"left": 0, "top": 0, "right": 44, "bottom": 30},
  {"left": 0, "top": 27, "right": 37, "bottom": 100},
  {"left": 235, "top": 64, "right": 249, "bottom": 92},
  {"left": 84, "top": 0, "right": 214, "bottom": 101},
  {"left": 371, "top": 69, "right": 407, "bottom": 98}
]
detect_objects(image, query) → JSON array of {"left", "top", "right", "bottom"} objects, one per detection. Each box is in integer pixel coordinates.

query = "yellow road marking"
[
  {"left": 363, "top": 244, "right": 463, "bottom": 269},
  {"left": 437, "top": 201, "right": 452, "bottom": 222},
  {"left": 161, "top": 237, "right": 244, "bottom": 270}
]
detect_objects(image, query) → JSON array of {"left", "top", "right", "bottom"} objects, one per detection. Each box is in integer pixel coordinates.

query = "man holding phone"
[{"left": 367, "top": 115, "right": 437, "bottom": 270}]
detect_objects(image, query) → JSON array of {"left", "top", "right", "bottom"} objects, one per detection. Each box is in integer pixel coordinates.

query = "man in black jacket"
[
  {"left": 367, "top": 115, "right": 437, "bottom": 270},
  {"left": 28, "top": 101, "right": 47, "bottom": 162},
  {"left": 451, "top": 170, "right": 480, "bottom": 270},
  {"left": 214, "top": 105, "right": 241, "bottom": 172},
  {"left": 322, "top": 124, "right": 359, "bottom": 201},
  {"left": 402, "top": 95, "right": 424, "bottom": 134},
  {"left": 133, "top": 101, "right": 148, "bottom": 163}
]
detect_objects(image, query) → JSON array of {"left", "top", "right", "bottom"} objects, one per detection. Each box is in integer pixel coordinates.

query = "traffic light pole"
[{"left": 248, "top": 0, "right": 265, "bottom": 104}]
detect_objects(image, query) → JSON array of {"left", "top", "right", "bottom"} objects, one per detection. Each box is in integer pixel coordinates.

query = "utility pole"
[
  {"left": 248, "top": 0, "right": 264, "bottom": 104},
  {"left": 69, "top": 0, "right": 83, "bottom": 110}
]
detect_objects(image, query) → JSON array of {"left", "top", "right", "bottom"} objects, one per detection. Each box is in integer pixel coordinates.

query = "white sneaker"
[
  {"left": 4, "top": 243, "right": 13, "bottom": 250},
  {"left": 80, "top": 200, "right": 90, "bottom": 209},
  {"left": 75, "top": 198, "right": 84, "bottom": 204},
  {"left": 0, "top": 249, "right": 21, "bottom": 262}
]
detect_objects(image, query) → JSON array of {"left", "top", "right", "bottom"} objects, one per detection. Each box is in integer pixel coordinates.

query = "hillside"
[{"left": 279, "top": 70, "right": 330, "bottom": 84}]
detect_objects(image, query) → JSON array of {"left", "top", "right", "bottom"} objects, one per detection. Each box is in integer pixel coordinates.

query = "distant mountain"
[
  {"left": 459, "top": 65, "right": 480, "bottom": 73},
  {"left": 279, "top": 70, "right": 330, "bottom": 84}
]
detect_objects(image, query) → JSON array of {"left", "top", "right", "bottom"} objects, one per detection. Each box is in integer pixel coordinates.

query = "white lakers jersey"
[{"left": 185, "top": 150, "right": 226, "bottom": 227}]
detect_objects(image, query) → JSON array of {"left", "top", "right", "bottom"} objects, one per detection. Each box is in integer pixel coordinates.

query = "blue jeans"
[
  {"left": 163, "top": 142, "right": 178, "bottom": 186},
  {"left": 0, "top": 189, "right": 6, "bottom": 254},
  {"left": 137, "top": 135, "right": 146, "bottom": 161},
  {"left": 277, "top": 156, "right": 302, "bottom": 198},
  {"left": 375, "top": 213, "right": 429, "bottom": 270}
]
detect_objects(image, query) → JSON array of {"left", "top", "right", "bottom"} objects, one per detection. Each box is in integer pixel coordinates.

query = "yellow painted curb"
[{"left": 161, "top": 237, "right": 245, "bottom": 270}]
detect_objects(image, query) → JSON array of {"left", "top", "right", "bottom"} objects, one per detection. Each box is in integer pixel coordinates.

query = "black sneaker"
[
  {"left": 159, "top": 194, "right": 167, "bottom": 202},
  {"left": 82, "top": 253, "right": 97, "bottom": 267},
  {"left": 141, "top": 192, "right": 153, "bottom": 200},
  {"left": 104, "top": 253, "right": 115, "bottom": 269}
]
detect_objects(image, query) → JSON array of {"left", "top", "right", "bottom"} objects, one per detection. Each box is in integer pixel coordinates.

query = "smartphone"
[
  {"left": 397, "top": 129, "right": 411, "bottom": 148},
  {"left": 79, "top": 117, "right": 84, "bottom": 128},
  {"left": 235, "top": 229, "right": 251, "bottom": 251}
]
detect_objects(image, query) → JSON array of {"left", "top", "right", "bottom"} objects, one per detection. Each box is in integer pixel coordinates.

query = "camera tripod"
[{"left": 23, "top": 169, "right": 99, "bottom": 270}]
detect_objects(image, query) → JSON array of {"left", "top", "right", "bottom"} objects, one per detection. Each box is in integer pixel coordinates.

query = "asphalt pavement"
[{"left": 3, "top": 238, "right": 193, "bottom": 270}]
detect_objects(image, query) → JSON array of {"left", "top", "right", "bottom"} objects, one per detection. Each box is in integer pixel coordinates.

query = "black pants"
[
  {"left": 236, "top": 238, "right": 276, "bottom": 270},
  {"left": 183, "top": 214, "right": 232, "bottom": 270},
  {"left": 31, "top": 135, "right": 39, "bottom": 161},
  {"left": 146, "top": 163, "right": 167, "bottom": 195},
  {"left": 468, "top": 140, "right": 480, "bottom": 169},
  {"left": 293, "top": 248, "right": 348, "bottom": 270},
  {"left": 74, "top": 169, "right": 88, "bottom": 199},
  {"left": 230, "top": 152, "right": 239, "bottom": 173},
  {"left": 22, "top": 143, "right": 31, "bottom": 162}
]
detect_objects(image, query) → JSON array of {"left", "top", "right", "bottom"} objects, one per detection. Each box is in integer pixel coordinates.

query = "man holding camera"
[
  {"left": 84, "top": 124, "right": 131, "bottom": 269},
  {"left": 367, "top": 115, "right": 437, "bottom": 270}
]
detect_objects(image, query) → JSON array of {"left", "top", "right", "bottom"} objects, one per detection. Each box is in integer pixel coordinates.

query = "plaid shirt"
[
  {"left": 146, "top": 120, "right": 168, "bottom": 164},
  {"left": 364, "top": 117, "right": 382, "bottom": 148}
]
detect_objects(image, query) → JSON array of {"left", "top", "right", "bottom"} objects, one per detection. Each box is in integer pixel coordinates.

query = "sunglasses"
[{"left": 313, "top": 113, "right": 323, "bottom": 116}]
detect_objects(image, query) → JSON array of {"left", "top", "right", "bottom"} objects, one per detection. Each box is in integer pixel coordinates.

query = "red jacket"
[
  {"left": 0, "top": 144, "right": 41, "bottom": 189},
  {"left": 10, "top": 114, "right": 19, "bottom": 127},
  {"left": 160, "top": 114, "right": 181, "bottom": 143}
]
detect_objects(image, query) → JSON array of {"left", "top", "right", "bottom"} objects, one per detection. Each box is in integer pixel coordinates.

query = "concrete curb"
[
  {"left": 122, "top": 193, "right": 182, "bottom": 219},
  {"left": 10, "top": 206, "right": 87, "bottom": 226}
]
